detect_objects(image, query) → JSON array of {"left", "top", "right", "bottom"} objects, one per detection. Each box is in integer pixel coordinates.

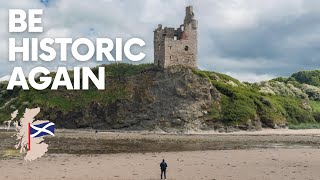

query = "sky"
[{"left": 0, "top": 0, "right": 320, "bottom": 82}]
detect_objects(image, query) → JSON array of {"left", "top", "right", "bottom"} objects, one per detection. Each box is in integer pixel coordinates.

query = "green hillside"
[
  {"left": 1, "top": 64, "right": 320, "bottom": 130},
  {"left": 193, "top": 69, "right": 317, "bottom": 128},
  {"left": 291, "top": 70, "right": 320, "bottom": 87},
  {"left": 0, "top": 63, "right": 154, "bottom": 121}
]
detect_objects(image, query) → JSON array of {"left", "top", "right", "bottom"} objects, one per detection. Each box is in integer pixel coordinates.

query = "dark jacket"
[{"left": 160, "top": 162, "right": 167, "bottom": 170}]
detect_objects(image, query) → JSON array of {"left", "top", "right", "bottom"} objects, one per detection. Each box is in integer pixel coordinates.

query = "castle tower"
[{"left": 154, "top": 6, "right": 198, "bottom": 68}]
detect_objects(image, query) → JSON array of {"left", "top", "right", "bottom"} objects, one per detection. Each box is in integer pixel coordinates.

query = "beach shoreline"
[
  {"left": 2, "top": 126, "right": 320, "bottom": 135},
  {"left": 1, "top": 129, "right": 320, "bottom": 179},
  {"left": 1, "top": 128, "right": 320, "bottom": 155}
]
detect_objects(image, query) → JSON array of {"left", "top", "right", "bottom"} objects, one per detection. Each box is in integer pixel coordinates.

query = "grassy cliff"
[
  {"left": 0, "top": 64, "right": 155, "bottom": 122},
  {"left": 192, "top": 69, "right": 317, "bottom": 129},
  {"left": 0, "top": 64, "right": 319, "bottom": 130}
]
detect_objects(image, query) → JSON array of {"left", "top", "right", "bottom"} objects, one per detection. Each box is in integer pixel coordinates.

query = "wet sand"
[
  {"left": 0, "top": 129, "right": 320, "bottom": 179},
  {"left": 1, "top": 149, "right": 320, "bottom": 180},
  {"left": 1, "top": 129, "right": 320, "bottom": 155}
]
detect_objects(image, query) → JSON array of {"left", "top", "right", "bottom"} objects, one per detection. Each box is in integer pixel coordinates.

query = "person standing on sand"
[{"left": 160, "top": 159, "right": 167, "bottom": 179}]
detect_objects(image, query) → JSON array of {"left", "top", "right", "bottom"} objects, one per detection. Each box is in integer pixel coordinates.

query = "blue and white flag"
[{"left": 30, "top": 122, "right": 55, "bottom": 138}]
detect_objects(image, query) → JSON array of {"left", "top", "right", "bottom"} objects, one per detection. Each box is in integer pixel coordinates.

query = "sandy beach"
[
  {"left": 1, "top": 149, "right": 320, "bottom": 180},
  {"left": 1, "top": 129, "right": 320, "bottom": 180}
]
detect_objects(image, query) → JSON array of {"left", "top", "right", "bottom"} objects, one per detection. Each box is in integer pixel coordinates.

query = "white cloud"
[
  {"left": 225, "top": 72, "right": 275, "bottom": 83},
  {"left": 0, "top": 75, "right": 10, "bottom": 82},
  {"left": 0, "top": 0, "right": 319, "bottom": 81}
]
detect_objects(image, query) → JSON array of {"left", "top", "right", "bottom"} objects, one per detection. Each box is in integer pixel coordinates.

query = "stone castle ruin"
[{"left": 154, "top": 6, "right": 198, "bottom": 68}]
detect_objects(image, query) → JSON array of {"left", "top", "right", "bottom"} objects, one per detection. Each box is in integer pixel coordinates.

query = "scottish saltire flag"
[{"left": 30, "top": 122, "right": 55, "bottom": 138}]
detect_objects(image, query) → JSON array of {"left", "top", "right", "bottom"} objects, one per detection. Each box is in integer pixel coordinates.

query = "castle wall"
[
  {"left": 154, "top": 6, "right": 198, "bottom": 68},
  {"left": 154, "top": 27, "right": 167, "bottom": 67},
  {"left": 163, "top": 37, "right": 197, "bottom": 68}
]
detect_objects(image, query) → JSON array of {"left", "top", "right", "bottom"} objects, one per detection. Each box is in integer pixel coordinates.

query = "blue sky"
[{"left": 1, "top": 0, "right": 320, "bottom": 82}]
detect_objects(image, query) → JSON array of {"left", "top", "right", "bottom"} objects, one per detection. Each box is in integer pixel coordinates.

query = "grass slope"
[
  {"left": 0, "top": 64, "right": 319, "bottom": 129},
  {"left": 192, "top": 69, "right": 317, "bottom": 127},
  {"left": 0, "top": 63, "right": 154, "bottom": 121}
]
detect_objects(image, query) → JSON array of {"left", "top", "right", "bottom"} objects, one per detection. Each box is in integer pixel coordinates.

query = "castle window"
[
  {"left": 170, "top": 56, "right": 172, "bottom": 60},
  {"left": 163, "top": 33, "right": 167, "bottom": 37},
  {"left": 184, "top": 46, "right": 189, "bottom": 51}
]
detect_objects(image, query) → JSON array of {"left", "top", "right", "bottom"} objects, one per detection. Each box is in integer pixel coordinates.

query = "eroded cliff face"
[
  {"left": 2, "top": 65, "right": 317, "bottom": 131},
  {"left": 40, "top": 66, "right": 220, "bottom": 131}
]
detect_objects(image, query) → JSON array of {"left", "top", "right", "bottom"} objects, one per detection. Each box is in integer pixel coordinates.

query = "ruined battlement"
[{"left": 154, "top": 6, "right": 198, "bottom": 68}]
